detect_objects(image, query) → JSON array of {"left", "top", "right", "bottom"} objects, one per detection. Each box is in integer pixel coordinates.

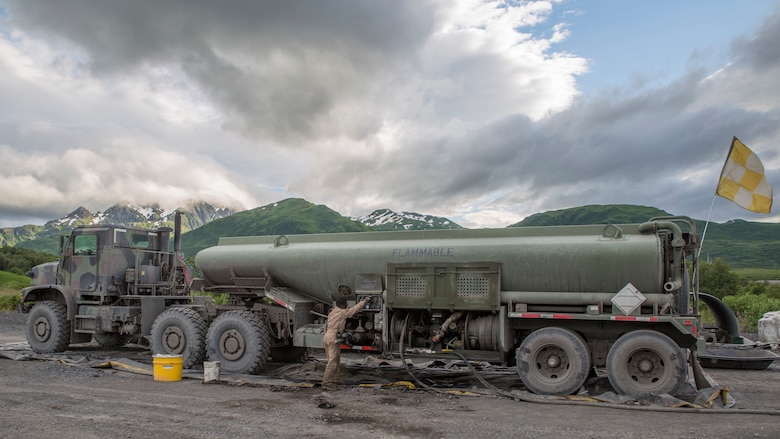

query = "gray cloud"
[
  {"left": 5, "top": 0, "right": 433, "bottom": 144},
  {"left": 310, "top": 41, "right": 780, "bottom": 225},
  {"left": 732, "top": 3, "right": 780, "bottom": 69},
  {"left": 0, "top": 1, "right": 777, "bottom": 229}
]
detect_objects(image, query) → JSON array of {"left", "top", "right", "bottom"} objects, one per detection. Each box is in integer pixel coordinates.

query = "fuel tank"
[{"left": 194, "top": 222, "right": 672, "bottom": 305}]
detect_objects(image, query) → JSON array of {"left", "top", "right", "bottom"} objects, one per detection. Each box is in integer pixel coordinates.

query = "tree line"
[
  {"left": 0, "top": 246, "right": 57, "bottom": 276},
  {"left": 697, "top": 258, "right": 780, "bottom": 332}
]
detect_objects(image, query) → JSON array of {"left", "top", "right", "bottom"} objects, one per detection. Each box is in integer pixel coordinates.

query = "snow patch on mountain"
[{"left": 353, "top": 209, "right": 461, "bottom": 231}]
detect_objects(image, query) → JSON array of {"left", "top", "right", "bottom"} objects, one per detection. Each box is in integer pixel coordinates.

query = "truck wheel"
[
  {"left": 207, "top": 311, "right": 270, "bottom": 374},
  {"left": 606, "top": 330, "right": 687, "bottom": 396},
  {"left": 516, "top": 327, "right": 591, "bottom": 395},
  {"left": 151, "top": 307, "right": 207, "bottom": 369},
  {"left": 27, "top": 301, "right": 70, "bottom": 353}
]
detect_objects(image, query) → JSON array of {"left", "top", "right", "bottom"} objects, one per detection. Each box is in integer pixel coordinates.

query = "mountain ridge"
[
  {"left": 3, "top": 199, "right": 779, "bottom": 269},
  {"left": 2, "top": 201, "right": 236, "bottom": 250}
]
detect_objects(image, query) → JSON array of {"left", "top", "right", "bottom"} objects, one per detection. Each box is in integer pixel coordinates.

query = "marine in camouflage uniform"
[{"left": 321, "top": 297, "right": 368, "bottom": 390}]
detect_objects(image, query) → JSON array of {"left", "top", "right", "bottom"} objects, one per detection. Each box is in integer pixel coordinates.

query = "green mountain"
[
  {"left": 180, "top": 198, "right": 370, "bottom": 256},
  {"left": 691, "top": 219, "right": 780, "bottom": 269},
  {"left": 511, "top": 204, "right": 780, "bottom": 269},
  {"left": 513, "top": 204, "right": 672, "bottom": 226}
]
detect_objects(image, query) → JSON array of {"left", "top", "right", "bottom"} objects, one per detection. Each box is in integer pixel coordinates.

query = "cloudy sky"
[{"left": 1, "top": 0, "right": 778, "bottom": 229}]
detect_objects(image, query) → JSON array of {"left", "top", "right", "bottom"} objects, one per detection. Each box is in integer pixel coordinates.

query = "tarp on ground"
[{"left": 0, "top": 341, "right": 735, "bottom": 409}]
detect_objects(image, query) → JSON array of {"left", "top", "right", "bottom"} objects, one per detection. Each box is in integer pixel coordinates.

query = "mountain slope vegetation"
[
  {"left": 511, "top": 204, "right": 780, "bottom": 269},
  {"left": 180, "top": 198, "right": 370, "bottom": 256},
  {"left": 512, "top": 204, "right": 672, "bottom": 226}
]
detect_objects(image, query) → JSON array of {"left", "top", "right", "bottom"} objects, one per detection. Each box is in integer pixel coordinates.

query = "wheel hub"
[
  {"left": 537, "top": 346, "right": 569, "bottom": 378},
  {"left": 638, "top": 358, "right": 654, "bottom": 373},
  {"left": 219, "top": 329, "right": 245, "bottom": 361},
  {"left": 162, "top": 327, "right": 185, "bottom": 354},
  {"left": 33, "top": 317, "right": 51, "bottom": 342},
  {"left": 628, "top": 351, "right": 664, "bottom": 382}
]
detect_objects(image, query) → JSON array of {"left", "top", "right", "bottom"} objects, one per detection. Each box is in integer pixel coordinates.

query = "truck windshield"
[
  {"left": 113, "top": 228, "right": 157, "bottom": 249},
  {"left": 73, "top": 234, "right": 97, "bottom": 256}
]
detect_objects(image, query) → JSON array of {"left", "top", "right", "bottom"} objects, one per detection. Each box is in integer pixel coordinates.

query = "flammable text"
[{"left": 391, "top": 247, "right": 455, "bottom": 257}]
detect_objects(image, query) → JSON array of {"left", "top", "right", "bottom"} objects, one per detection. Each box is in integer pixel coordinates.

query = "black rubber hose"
[
  {"left": 697, "top": 292, "right": 742, "bottom": 341},
  {"left": 397, "top": 313, "right": 449, "bottom": 395}
]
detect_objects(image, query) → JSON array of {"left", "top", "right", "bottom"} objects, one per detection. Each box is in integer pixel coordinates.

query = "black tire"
[
  {"left": 516, "top": 327, "right": 591, "bottom": 395},
  {"left": 27, "top": 301, "right": 70, "bottom": 353},
  {"left": 606, "top": 330, "right": 687, "bottom": 396},
  {"left": 207, "top": 311, "right": 270, "bottom": 374},
  {"left": 151, "top": 307, "right": 207, "bottom": 369},
  {"left": 94, "top": 332, "right": 129, "bottom": 347}
]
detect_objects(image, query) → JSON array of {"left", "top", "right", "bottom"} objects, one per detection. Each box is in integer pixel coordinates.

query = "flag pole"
[
  {"left": 697, "top": 194, "right": 718, "bottom": 261},
  {"left": 692, "top": 194, "right": 717, "bottom": 316}
]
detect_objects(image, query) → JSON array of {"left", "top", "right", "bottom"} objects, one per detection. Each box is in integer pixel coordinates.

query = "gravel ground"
[{"left": 2, "top": 310, "right": 780, "bottom": 439}]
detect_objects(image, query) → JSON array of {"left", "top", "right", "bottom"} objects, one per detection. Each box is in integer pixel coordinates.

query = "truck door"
[{"left": 67, "top": 232, "right": 98, "bottom": 292}]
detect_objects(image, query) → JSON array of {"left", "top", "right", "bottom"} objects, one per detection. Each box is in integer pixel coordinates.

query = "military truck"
[
  {"left": 20, "top": 214, "right": 721, "bottom": 396},
  {"left": 19, "top": 214, "right": 197, "bottom": 351}
]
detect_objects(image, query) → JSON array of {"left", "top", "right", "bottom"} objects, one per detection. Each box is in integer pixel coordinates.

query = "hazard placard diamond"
[{"left": 612, "top": 283, "right": 646, "bottom": 316}]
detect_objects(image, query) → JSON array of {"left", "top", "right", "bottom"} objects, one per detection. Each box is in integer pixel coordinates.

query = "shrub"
[
  {"left": 722, "top": 294, "right": 780, "bottom": 332},
  {"left": 0, "top": 292, "right": 21, "bottom": 311},
  {"left": 697, "top": 258, "right": 742, "bottom": 299}
]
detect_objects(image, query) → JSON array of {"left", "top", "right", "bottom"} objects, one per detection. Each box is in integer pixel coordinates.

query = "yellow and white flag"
[{"left": 716, "top": 137, "right": 773, "bottom": 213}]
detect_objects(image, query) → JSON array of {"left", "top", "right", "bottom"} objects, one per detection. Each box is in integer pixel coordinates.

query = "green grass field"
[
  {"left": 0, "top": 271, "right": 29, "bottom": 311},
  {"left": 734, "top": 268, "right": 780, "bottom": 281},
  {"left": 0, "top": 270, "right": 30, "bottom": 288}
]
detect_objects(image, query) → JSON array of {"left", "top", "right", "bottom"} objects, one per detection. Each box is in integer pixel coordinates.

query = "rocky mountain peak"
[
  {"left": 354, "top": 209, "right": 462, "bottom": 231},
  {"left": 2, "top": 202, "right": 238, "bottom": 248}
]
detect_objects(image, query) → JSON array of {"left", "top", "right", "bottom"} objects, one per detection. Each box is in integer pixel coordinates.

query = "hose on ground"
[
  {"left": 397, "top": 313, "right": 449, "bottom": 395},
  {"left": 447, "top": 349, "right": 780, "bottom": 415},
  {"left": 394, "top": 314, "right": 780, "bottom": 416}
]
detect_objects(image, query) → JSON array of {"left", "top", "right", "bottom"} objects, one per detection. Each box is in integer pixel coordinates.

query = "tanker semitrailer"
[{"left": 20, "top": 215, "right": 717, "bottom": 396}]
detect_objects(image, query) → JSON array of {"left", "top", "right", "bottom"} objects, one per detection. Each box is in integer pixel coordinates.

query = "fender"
[
  {"left": 21, "top": 285, "right": 91, "bottom": 344},
  {"left": 21, "top": 285, "right": 78, "bottom": 320}
]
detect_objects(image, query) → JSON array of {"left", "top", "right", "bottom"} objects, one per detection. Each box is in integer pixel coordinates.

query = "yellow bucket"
[{"left": 153, "top": 354, "right": 183, "bottom": 382}]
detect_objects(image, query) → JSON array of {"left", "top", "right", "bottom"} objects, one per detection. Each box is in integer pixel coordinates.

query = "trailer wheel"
[
  {"left": 27, "top": 301, "right": 70, "bottom": 353},
  {"left": 606, "top": 330, "right": 687, "bottom": 396},
  {"left": 516, "top": 327, "right": 591, "bottom": 395},
  {"left": 151, "top": 307, "right": 207, "bottom": 369},
  {"left": 207, "top": 311, "right": 270, "bottom": 374}
]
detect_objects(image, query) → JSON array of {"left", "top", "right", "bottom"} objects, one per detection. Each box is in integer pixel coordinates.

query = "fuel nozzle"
[{"left": 431, "top": 312, "right": 462, "bottom": 344}]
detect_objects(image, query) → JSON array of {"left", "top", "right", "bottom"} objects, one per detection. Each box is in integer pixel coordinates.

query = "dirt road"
[{"left": 2, "top": 311, "right": 779, "bottom": 439}]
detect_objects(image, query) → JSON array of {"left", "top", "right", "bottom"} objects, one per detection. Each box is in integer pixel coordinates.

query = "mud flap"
[{"left": 690, "top": 350, "right": 714, "bottom": 390}]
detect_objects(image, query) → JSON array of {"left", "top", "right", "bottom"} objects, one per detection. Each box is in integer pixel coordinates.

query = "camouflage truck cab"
[{"left": 20, "top": 214, "right": 197, "bottom": 356}]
